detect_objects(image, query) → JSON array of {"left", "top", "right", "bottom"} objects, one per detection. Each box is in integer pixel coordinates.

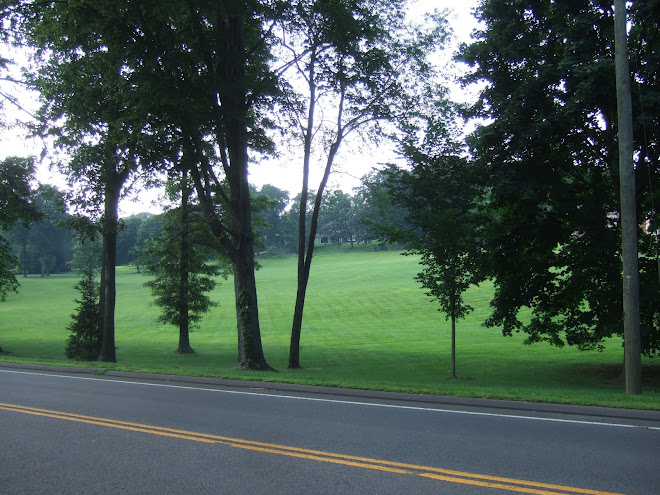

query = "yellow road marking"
[{"left": 0, "top": 402, "right": 626, "bottom": 495}]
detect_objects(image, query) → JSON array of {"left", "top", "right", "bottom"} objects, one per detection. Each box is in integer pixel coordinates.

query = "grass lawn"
[{"left": 1, "top": 244, "right": 658, "bottom": 410}]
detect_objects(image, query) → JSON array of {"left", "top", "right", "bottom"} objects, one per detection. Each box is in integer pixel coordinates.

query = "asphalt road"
[{"left": 0, "top": 366, "right": 658, "bottom": 495}]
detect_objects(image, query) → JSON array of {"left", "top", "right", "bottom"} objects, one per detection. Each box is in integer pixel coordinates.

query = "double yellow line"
[{"left": 0, "top": 402, "right": 625, "bottom": 495}]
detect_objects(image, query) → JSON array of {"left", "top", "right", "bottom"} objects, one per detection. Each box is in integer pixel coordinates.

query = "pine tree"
[{"left": 65, "top": 272, "right": 101, "bottom": 360}]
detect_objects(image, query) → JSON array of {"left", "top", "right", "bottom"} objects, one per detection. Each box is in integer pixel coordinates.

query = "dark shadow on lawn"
[{"left": 571, "top": 362, "right": 660, "bottom": 389}]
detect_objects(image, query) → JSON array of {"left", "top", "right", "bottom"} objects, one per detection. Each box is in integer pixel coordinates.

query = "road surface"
[{"left": 1, "top": 367, "right": 658, "bottom": 494}]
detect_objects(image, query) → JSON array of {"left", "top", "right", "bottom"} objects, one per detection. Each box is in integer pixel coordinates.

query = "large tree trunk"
[
  {"left": 233, "top": 249, "right": 270, "bottom": 370},
  {"left": 98, "top": 179, "right": 121, "bottom": 362},
  {"left": 230, "top": 143, "right": 271, "bottom": 370}
]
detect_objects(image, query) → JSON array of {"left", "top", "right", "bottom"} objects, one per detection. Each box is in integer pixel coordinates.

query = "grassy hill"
[{"left": 1, "top": 244, "right": 658, "bottom": 409}]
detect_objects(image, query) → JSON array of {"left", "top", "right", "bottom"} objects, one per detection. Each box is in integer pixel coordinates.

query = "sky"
[{"left": 0, "top": 0, "right": 481, "bottom": 217}]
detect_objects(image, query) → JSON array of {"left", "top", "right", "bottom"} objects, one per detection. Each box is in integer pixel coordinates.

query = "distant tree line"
[{"left": 0, "top": 172, "right": 405, "bottom": 276}]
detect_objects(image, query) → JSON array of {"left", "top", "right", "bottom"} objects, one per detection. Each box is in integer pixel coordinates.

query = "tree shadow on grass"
[{"left": 570, "top": 362, "right": 660, "bottom": 389}]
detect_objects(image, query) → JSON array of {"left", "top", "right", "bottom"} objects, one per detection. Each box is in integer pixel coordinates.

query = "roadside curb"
[{"left": 2, "top": 361, "right": 659, "bottom": 422}]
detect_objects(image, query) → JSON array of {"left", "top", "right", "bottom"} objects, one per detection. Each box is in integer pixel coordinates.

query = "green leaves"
[
  {"left": 459, "top": 0, "right": 660, "bottom": 355},
  {"left": 139, "top": 190, "right": 224, "bottom": 333},
  {"left": 0, "top": 156, "right": 40, "bottom": 230},
  {"left": 380, "top": 150, "right": 484, "bottom": 324},
  {"left": 0, "top": 157, "right": 41, "bottom": 301}
]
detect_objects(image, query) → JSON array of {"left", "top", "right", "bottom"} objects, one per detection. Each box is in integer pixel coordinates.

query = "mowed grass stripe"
[{"left": 0, "top": 245, "right": 658, "bottom": 409}]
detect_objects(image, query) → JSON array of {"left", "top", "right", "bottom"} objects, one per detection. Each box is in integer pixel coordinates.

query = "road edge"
[{"left": 1, "top": 361, "right": 658, "bottom": 422}]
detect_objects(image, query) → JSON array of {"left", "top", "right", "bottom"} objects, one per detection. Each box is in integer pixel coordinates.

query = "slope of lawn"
[{"left": 1, "top": 244, "right": 658, "bottom": 410}]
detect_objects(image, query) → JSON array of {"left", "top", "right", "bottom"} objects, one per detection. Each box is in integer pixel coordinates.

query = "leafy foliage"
[
  {"left": 9, "top": 185, "right": 74, "bottom": 276},
  {"left": 0, "top": 156, "right": 41, "bottom": 300},
  {"left": 459, "top": 0, "right": 660, "bottom": 356},
  {"left": 378, "top": 127, "right": 484, "bottom": 377},
  {"left": 139, "top": 190, "right": 227, "bottom": 353}
]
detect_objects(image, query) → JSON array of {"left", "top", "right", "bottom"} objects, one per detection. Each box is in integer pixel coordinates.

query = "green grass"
[{"left": 1, "top": 244, "right": 659, "bottom": 410}]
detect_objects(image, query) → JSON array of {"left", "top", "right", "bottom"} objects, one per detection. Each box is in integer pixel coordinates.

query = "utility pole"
[{"left": 614, "top": 0, "right": 642, "bottom": 395}]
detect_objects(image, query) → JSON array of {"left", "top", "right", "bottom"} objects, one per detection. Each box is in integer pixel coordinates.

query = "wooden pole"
[{"left": 614, "top": 0, "right": 642, "bottom": 394}]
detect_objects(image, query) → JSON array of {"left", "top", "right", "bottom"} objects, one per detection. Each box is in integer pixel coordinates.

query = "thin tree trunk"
[
  {"left": 450, "top": 315, "right": 456, "bottom": 379},
  {"left": 289, "top": 141, "right": 340, "bottom": 368},
  {"left": 289, "top": 51, "right": 317, "bottom": 369},
  {"left": 289, "top": 79, "right": 345, "bottom": 369},
  {"left": 177, "top": 171, "right": 194, "bottom": 354},
  {"left": 98, "top": 241, "right": 106, "bottom": 357}
]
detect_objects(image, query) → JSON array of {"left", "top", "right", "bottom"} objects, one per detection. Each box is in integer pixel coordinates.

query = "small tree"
[
  {"left": 139, "top": 172, "right": 225, "bottom": 354},
  {"left": 65, "top": 238, "right": 102, "bottom": 360},
  {"left": 381, "top": 138, "right": 484, "bottom": 378}
]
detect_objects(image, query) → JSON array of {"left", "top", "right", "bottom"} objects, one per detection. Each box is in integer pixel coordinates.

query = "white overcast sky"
[{"left": 0, "top": 0, "right": 481, "bottom": 216}]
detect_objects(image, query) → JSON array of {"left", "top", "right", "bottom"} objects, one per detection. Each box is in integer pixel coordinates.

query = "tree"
[
  {"left": 0, "top": 156, "right": 40, "bottom": 355},
  {"left": 9, "top": 0, "right": 180, "bottom": 362},
  {"left": 0, "top": 156, "right": 40, "bottom": 301},
  {"left": 458, "top": 0, "right": 660, "bottom": 358},
  {"left": 318, "top": 190, "right": 354, "bottom": 246},
  {"left": 7, "top": 184, "right": 74, "bottom": 276},
  {"left": 254, "top": 184, "right": 290, "bottom": 251},
  {"left": 378, "top": 111, "right": 483, "bottom": 378},
  {"left": 87, "top": 0, "right": 280, "bottom": 370},
  {"left": 139, "top": 170, "right": 226, "bottom": 354},
  {"left": 69, "top": 234, "right": 102, "bottom": 277},
  {"left": 25, "top": 185, "right": 73, "bottom": 276},
  {"left": 116, "top": 213, "right": 151, "bottom": 267},
  {"left": 65, "top": 237, "right": 102, "bottom": 360},
  {"left": 278, "top": 0, "right": 449, "bottom": 368},
  {"left": 132, "top": 214, "right": 165, "bottom": 273},
  {"left": 353, "top": 169, "right": 410, "bottom": 246}
]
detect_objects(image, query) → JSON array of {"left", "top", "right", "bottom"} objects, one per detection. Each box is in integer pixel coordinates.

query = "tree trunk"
[
  {"left": 233, "top": 239, "right": 271, "bottom": 370},
  {"left": 98, "top": 241, "right": 106, "bottom": 357},
  {"left": 39, "top": 255, "right": 46, "bottom": 277},
  {"left": 289, "top": 268, "right": 310, "bottom": 369},
  {"left": 289, "top": 80, "right": 344, "bottom": 369},
  {"left": 176, "top": 7, "right": 272, "bottom": 371},
  {"left": 177, "top": 173, "right": 194, "bottom": 354},
  {"left": 289, "top": 51, "right": 317, "bottom": 370},
  {"left": 98, "top": 178, "right": 122, "bottom": 362},
  {"left": 450, "top": 314, "right": 456, "bottom": 379},
  {"left": 614, "top": 0, "right": 642, "bottom": 394},
  {"left": 289, "top": 141, "right": 341, "bottom": 368}
]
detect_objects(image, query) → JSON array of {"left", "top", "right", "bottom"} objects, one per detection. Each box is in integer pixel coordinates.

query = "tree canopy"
[{"left": 459, "top": 0, "right": 660, "bottom": 356}]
